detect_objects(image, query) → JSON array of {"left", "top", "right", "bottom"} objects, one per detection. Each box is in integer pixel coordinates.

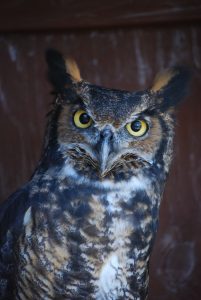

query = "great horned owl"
[{"left": 0, "top": 49, "right": 190, "bottom": 300}]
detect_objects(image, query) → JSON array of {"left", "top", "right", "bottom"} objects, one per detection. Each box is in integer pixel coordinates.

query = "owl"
[{"left": 0, "top": 49, "right": 190, "bottom": 300}]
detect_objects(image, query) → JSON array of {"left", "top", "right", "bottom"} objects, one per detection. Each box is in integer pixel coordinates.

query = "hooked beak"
[{"left": 98, "top": 128, "right": 113, "bottom": 177}]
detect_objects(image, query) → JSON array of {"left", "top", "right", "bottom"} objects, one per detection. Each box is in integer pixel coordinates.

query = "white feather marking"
[
  {"left": 23, "top": 207, "right": 32, "bottom": 226},
  {"left": 97, "top": 254, "right": 120, "bottom": 298},
  {"left": 96, "top": 252, "right": 134, "bottom": 299}
]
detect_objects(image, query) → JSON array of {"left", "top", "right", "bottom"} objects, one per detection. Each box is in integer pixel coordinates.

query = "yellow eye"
[
  {"left": 126, "top": 119, "right": 148, "bottom": 137},
  {"left": 73, "top": 110, "right": 92, "bottom": 129}
]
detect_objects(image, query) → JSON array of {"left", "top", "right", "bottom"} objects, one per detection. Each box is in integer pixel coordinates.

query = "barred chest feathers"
[{"left": 18, "top": 167, "right": 159, "bottom": 300}]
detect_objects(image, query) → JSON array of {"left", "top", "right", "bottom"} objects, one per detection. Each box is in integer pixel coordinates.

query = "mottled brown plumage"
[{"left": 0, "top": 49, "right": 190, "bottom": 300}]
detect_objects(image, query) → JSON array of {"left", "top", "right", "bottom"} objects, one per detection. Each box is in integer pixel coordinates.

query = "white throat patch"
[{"left": 61, "top": 161, "right": 149, "bottom": 192}]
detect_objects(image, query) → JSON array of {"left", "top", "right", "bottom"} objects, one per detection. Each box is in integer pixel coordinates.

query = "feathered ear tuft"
[
  {"left": 65, "top": 58, "right": 82, "bottom": 83},
  {"left": 46, "top": 49, "right": 82, "bottom": 93},
  {"left": 151, "top": 66, "right": 192, "bottom": 110}
]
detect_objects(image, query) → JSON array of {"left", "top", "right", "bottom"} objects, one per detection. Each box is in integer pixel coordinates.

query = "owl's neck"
[
  {"left": 36, "top": 141, "right": 167, "bottom": 190},
  {"left": 61, "top": 162, "right": 152, "bottom": 189}
]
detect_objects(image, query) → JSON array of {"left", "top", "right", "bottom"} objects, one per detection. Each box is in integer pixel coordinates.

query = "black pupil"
[
  {"left": 80, "top": 113, "right": 90, "bottom": 124},
  {"left": 131, "top": 120, "right": 142, "bottom": 132}
]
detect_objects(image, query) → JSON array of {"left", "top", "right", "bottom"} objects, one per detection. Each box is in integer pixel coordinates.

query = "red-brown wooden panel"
[
  {"left": 0, "top": 24, "right": 201, "bottom": 299},
  {"left": 0, "top": 0, "right": 201, "bottom": 32}
]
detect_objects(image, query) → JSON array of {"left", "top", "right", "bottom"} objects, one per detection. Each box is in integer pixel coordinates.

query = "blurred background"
[{"left": 0, "top": 1, "right": 201, "bottom": 299}]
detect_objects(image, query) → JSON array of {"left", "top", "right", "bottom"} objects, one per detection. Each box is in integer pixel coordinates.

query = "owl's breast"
[{"left": 15, "top": 178, "right": 156, "bottom": 299}]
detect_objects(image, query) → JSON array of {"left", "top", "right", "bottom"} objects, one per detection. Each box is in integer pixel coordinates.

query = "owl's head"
[{"left": 43, "top": 49, "right": 190, "bottom": 182}]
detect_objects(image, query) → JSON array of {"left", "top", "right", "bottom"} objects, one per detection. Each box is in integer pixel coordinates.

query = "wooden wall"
[{"left": 0, "top": 1, "right": 201, "bottom": 299}]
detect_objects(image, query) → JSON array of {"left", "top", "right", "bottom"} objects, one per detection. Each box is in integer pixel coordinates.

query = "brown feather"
[
  {"left": 65, "top": 58, "right": 82, "bottom": 83},
  {"left": 151, "top": 68, "right": 178, "bottom": 92}
]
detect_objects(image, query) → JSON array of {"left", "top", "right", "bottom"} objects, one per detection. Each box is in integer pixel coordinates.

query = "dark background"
[{"left": 0, "top": 1, "right": 201, "bottom": 299}]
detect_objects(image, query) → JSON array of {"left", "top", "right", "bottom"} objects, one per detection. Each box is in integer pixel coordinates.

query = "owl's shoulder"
[{"left": 0, "top": 184, "right": 32, "bottom": 239}]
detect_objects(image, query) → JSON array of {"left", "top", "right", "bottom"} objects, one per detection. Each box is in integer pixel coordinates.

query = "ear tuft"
[
  {"left": 46, "top": 48, "right": 72, "bottom": 93},
  {"left": 65, "top": 58, "right": 82, "bottom": 83},
  {"left": 46, "top": 49, "right": 82, "bottom": 93},
  {"left": 151, "top": 66, "right": 191, "bottom": 108},
  {"left": 151, "top": 69, "right": 178, "bottom": 93}
]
